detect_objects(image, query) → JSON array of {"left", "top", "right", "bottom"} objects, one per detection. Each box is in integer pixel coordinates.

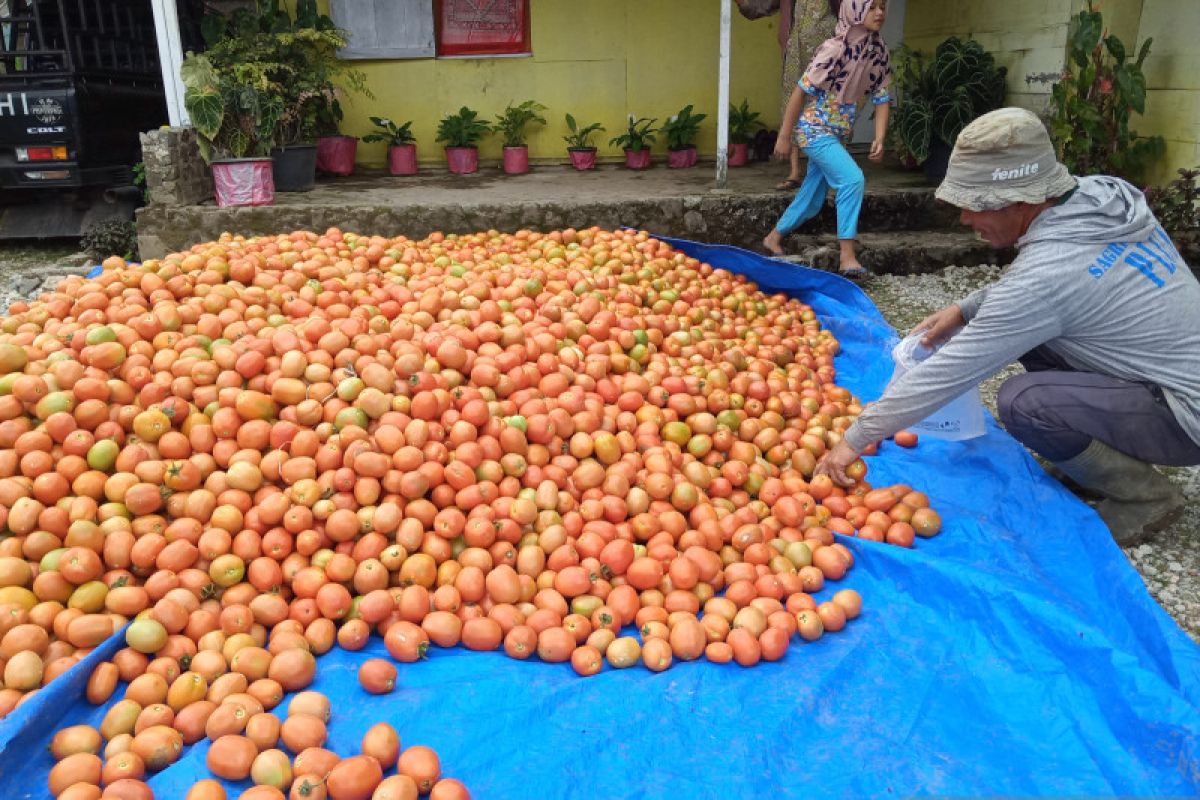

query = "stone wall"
[
  {"left": 138, "top": 127, "right": 213, "bottom": 258},
  {"left": 139, "top": 127, "right": 212, "bottom": 208}
]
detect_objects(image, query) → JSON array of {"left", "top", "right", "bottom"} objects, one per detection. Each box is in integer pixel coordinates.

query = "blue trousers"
[
  {"left": 998, "top": 346, "right": 1200, "bottom": 464},
  {"left": 774, "top": 135, "right": 864, "bottom": 240}
]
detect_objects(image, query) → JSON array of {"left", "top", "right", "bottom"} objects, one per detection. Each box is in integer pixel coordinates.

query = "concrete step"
[
  {"left": 136, "top": 162, "right": 961, "bottom": 262},
  {"left": 773, "top": 231, "right": 1015, "bottom": 274}
]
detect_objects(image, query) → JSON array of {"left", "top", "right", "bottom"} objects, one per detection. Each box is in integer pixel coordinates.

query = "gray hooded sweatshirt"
[{"left": 843, "top": 175, "right": 1200, "bottom": 453}]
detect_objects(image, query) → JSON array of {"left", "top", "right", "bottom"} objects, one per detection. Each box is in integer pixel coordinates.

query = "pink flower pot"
[
  {"left": 388, "top": 144, "right": 417, "bottom": 176},
  {"left": 624, "top": 148, "right": 652, "bottom": 170},
  {"left": 316, "top": 135, "right": 357, "bottom": 176},
  {"left": 211, "top": 158, "right": 275, "bottom": 207},
  {"left": 568, "top": 148, "right": 597, "bottom": 170},
  {"left": 668, "top": 147, "right": 697, "bottom": 169},
  {"left": 728, "top": 142, "right": 749, "bottom": 167},
  {"left": 445, "top": 146, "right": 479, "bottom": 174},
  {"left": 502, "top": 146, "right": 529, "bottom": 175}
]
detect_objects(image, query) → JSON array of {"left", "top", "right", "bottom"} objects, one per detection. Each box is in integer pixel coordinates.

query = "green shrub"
[
  {"left": 436, "top": 107, "right": 491, "bottom": 148},
  {"left": 610, "top": 116, "right": 658, "bottom": 152},
  {"left": 1145, "top": 166, "right": 1199, "bottom": 256},
  {"left": 661, "top": 105, "right": 707, "bottom": 151},
  {"left": 562, "top": 114, "right": 605, "bottom": 150},
  {"left": 82, "top": 220, "right": 139, "bottom": 262},
  {"left": 728, "top": 100, "right": 763, "bottom": 146},
  {"left": 890, "top": 37, "right": 1007, "bottom": 165},
  {"left": 495, "top": 101, "right": 547, "bottom": 148},
  {"left": 1045, "top": 0, "right": 1163, "bottom": 183}
]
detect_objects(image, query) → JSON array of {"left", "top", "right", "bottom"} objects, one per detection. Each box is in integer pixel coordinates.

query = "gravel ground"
[
  {"left": 864, "top": 266, "right": 1200, "bottom": 643},
  {"left": 0, "top": 242, "right": 1195, "bottom": 642},
  {"left": 0, "top": 241, "right": 89, "bottom": 312}
]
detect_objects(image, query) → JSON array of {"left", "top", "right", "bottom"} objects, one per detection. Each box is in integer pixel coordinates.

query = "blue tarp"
[{"left": 2, "top": 238, "right": 1198, "bottom": 799}]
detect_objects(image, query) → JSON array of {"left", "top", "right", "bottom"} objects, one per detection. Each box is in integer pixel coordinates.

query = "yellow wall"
[
  {"left": 314, "top": 0, "right": 783, "bottom": 166},
  {"left": 902, "top": 0, "right": 1074, "bottom": 112},
  {"left": 1131, "top": 0, "right": 1200, "bottom": 185},
  {"left": 902, "top": 0, "right": 1198, "bottom": 184}
]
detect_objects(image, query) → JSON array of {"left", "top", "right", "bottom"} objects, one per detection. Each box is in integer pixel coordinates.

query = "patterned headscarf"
[{"left": 802, "top": 0, "right": 891, "bottom": 104}]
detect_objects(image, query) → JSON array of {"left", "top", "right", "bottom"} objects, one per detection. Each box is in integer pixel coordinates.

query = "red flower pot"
[
  {"left": 728, "top": 142, "right": 749, "bottom": 167},
  {"left": 388, "top": 144, "right": 417, "bottom": 176},
  {"left": 211, "top": 158, "right": 275, "bottom": 207},
  {"left": 668, "top": 147, "right": 697, "bottom": 169},
  {"left": 502, "top": 146, "right": 529, "bottom": 175},
  {"left": 624, "top": 148, "right": 652, "bottom": 170},
  {"left": 568, "top": 148, "right": 597, "bottom": 170},
  {"left": 316, "top": 135, "right": 357, "bottom": 176},
  {"left": 445, "top": 146, "right": 479, "bottom": 174}
]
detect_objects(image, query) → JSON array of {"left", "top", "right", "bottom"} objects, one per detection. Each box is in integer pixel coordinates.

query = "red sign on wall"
[{"left": 436, "top": 0, "right": 531, "bottom": 57}]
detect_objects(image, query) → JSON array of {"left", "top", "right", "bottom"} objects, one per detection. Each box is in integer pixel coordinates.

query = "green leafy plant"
[
  {"left": 562, "top": 114, "right": 605, "bottom": 150},
  {"left": 181, "top": 52, "right": 285, "bottom": 161},
  {"left": 1145, "top": 166, "right": 1199, "bottom": 246},
  {"left": 82, "top": 219, "right": 139, "bottom": 262},
  {"left": 436, "top": 107, "right": 491, "bottom": 148},
  {"left": 495, "top": 100, "right": 547, "bottom": 148},
  {"left": 1045, "top": 0, "right": 1164, "bottom": 183},
  {"left": 661, "top": 105, "right": 707, "bottom": 151},
  {"left": 610, "top": 115, "right": 658, "bottom": 152},
  {"left": 889, "top": 37, "right": 1007, "bottom": 164},
  {"left": 194, "top": 0, "right": 369, "bottom": 148},
  {"left": 729, "top": 100, "right": 763, "bottom": 145},
  {"left": 362, "top": 117, "right": 416, "bottom": 147},
  {"left": 132, "top": 161, "right": 149, "bottom": 204}
]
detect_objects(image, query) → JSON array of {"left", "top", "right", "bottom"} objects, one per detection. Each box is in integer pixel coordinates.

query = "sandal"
[
  {"left": 839, "top": 266, "right": 871, "bottom": 282},
  {"left": 775, "top": 178, "right": 802, "bottom": 191}
]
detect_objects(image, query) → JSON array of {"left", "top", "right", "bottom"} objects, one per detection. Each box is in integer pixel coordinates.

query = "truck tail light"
[{"left": 15, "top": 146, "right": 69, "bottom": 162}]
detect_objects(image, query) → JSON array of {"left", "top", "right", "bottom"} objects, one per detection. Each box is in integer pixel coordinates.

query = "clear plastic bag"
[{"left": 888, "top": 333, "right": 987, "bottom": 441}]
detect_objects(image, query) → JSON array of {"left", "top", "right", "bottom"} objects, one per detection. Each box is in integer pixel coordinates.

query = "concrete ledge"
[
  {"left": 136, "top": 162, "right": 963, "bottom": 265},
  {"left": 775, "top": 231, "right": 1016, "bottom": 275}
]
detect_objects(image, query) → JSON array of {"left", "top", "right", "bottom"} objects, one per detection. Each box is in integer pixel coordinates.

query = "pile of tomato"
[{"left": 0, "top": 227, "right": 940, "bottom": 799}]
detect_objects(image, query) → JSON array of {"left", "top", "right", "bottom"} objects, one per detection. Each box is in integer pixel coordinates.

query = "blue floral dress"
[{"left": 793, "top": 73, "right": 890, "bottom": 148}]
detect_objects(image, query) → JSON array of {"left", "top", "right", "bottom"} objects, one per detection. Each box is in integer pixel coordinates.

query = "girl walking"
[{"left": 763, "top": 0, "right": 891, "bottom": 280}]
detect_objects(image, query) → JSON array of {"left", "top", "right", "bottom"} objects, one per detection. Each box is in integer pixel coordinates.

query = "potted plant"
[
  {"left": 728, "top": 99, "right": 763, "bottom": 167},
  {"left": 562, "top": 113, "right": 605, "bottom": 171},
  {"left": 661, "top": 104, "right": 707, "bottom": 169},
  {"left": 363, "top": 117, "right": 418, "bottom": 176},
  {"left": 180, "top": 52, "right": 282, "bottom": 207},
  {"left": 890, "top": 37, "right": 1007, "bottom": 183},
  {"left": 494, "top": 100, "right": 546, "bottom": 175},
  {"left": 610, "top": 115, "right": 657, "bottom": 170},
  {"left": 276, "top": 12, "right": 363, "bottom": 187},
  {"left": 197, "top": 0, "right": 367, "bottom": 189},
  {"left": 313, "top": 98, "right": 359, "bottom": 177},
  {"left": 436, "top": 106, "right": 491, "bottom": 174}
]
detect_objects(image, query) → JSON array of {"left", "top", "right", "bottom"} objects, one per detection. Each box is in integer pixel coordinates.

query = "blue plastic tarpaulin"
[{"left": 2, "top": 238, "right": 1198, "bottom": 799}]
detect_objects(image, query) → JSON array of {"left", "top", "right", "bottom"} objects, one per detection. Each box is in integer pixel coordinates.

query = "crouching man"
[{"left": 816, "top": 107, "right": 1200, "bottom": 546}]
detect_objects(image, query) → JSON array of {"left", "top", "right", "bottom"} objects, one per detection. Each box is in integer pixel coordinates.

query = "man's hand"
[
  {"left": 814, "top": 439, "right": 861, "bottom": 488},
  {"left": 911, "top": 304, "right": 965, "bottom": 348},
  {"left": 773, "top": 133, "right": 792, "bottom": 161},
  {"left": 868, "top": 137, "right": 885, "bottom": 162}
]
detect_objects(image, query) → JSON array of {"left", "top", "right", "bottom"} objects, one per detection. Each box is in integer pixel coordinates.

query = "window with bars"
[{"left": 0, "top": 0, "right": 159, "bottom": 78}]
